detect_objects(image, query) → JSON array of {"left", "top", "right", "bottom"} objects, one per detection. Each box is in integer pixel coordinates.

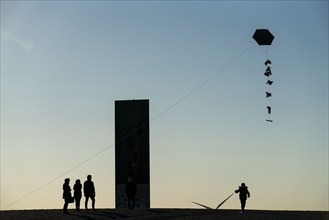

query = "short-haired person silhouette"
[
  {"left": 235, "top": 183, "right": 250, "bottom": 213},
  {"left": 84, "top": 175, "right": 95, "bottom": 210},
  {"left": 125, "top": 177, "right": 137, "bottom": 210},
  {"left": 73, "top": 179, "right": 82, "bottom": 211},
  {"left": 62, "top": 178, "right": 72, "bottom": 214}
]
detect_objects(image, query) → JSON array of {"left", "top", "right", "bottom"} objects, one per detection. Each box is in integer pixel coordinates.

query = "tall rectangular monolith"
[{"left": 115, "top": 99, "right": 150, "bottom": 208}]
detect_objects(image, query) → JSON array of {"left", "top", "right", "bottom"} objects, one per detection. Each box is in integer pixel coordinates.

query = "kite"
[
  {"left": 252, "top": 29, "right": 274, "bottom": 46},
  {"left": 253, "top": 29, "right": 275, "bottom": 122}
]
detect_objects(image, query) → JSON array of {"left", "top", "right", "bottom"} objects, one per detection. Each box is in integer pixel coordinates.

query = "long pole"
[{"left": 216, "top": 192, "right": 235, "bottom": 209}]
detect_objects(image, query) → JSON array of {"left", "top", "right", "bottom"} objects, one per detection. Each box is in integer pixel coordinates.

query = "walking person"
[
  {"left": 62, "top": 178, "right": 72, "bottom": 214},
  {"left": 73, "top": 179, "right": 82, "bottom": 211},
  {"left": 125, "top": 177, "right": 137, "bottom": 210},
  {"left": 84, "top": 175, "right": 96, "bottom": 210},
  {"left": 235, "top": 183, "right": 250, "bottom": 213}
]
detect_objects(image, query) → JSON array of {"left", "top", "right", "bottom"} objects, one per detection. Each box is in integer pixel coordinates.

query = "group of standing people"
[
  {"left": 64, "top": 177, "right": 249, "bottom": 213},
  {"left": 63, "top": 175, "right": 137, "bottom": 214},
  {"left": 62, "top": 175, "right": 96, "bottom": 214}
]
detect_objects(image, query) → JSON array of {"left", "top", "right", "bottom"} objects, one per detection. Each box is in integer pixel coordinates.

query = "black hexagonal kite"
[{"left": 252, "top": 29, "right": 274, "bottom": 46}]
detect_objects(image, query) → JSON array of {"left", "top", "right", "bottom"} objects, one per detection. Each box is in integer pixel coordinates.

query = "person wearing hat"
[{"left": 235, "top": 183, "right": 250, "bottom": 213}]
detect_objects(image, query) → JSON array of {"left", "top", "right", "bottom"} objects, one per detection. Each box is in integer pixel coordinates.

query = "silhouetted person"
[
  {"left": 73, "top": 179, "right": 82, "bottom": 211},
  {"left": 63, "top": 178, "right": 72, "bottom": 214},
  {"left": 84, "top": 175, "right": 95, "bottom": 210},
  {"left": 125, "top": 177, "right": 137, "bottom": 210},
  {"left": 235, "top": 183, "right": 250, "bottom": 213}
]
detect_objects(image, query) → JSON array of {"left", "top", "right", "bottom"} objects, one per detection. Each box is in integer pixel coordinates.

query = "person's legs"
[
  {"left": 63, "top": 199, "right": 69, "bottom": 214},
  {"left": 241, "top": 199, "right": 246, "bottom": 212},
  {"left": 128, "top": 196, "right": 132, "bottom": 209},
  {"left": 91, "top": 196, "right": 95, "bottom": 210},
  {"left": 85, "top": 196, "right": 89, "bottom": 210},
  {"left": 131, "top": 196, "right": 135, "bottom": 209},
  {"left": 75, "top": 196, "right": 80, "bottom": 210}
]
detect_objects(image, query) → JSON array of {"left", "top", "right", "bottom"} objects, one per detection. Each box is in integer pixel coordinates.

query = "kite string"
[
  {"left": 3, "top": 43, "right": 255, "bottom": 210},
  {"left": 152, "top": 43, "right": 256, "bottom": 121}
]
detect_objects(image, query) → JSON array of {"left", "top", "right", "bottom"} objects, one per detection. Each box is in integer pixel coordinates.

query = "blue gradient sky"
[{"left": 1, "top": 1, "right": 328, "bottom": 211}]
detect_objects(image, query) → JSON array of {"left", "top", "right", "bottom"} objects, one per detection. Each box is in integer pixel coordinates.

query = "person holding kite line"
[{"left": 235, "top": 183, "right": 250, "bottom": 213}]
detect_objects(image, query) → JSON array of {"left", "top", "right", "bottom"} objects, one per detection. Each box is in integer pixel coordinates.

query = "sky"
[{"left": 0, "top": 0, "right": 328, "bottom": 211}]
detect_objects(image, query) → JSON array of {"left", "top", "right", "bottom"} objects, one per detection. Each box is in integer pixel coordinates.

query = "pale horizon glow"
[{"left": 0, "top": 1, "right": 328, "bottom": 211}]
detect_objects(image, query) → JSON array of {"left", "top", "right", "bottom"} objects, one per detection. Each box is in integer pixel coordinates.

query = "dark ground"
[{"left": 0, "top": 209, "right": 328, "bottom": 220}]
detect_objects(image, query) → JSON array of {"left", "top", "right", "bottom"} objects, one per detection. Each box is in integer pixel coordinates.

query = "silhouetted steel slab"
[{"left": 115, "top": 99, "right": 150, "bottom": 209}]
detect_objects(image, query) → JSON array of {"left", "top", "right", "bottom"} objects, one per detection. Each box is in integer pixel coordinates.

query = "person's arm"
[{"left": 92, "top": 182, "right": 96, "bottom": 196}]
